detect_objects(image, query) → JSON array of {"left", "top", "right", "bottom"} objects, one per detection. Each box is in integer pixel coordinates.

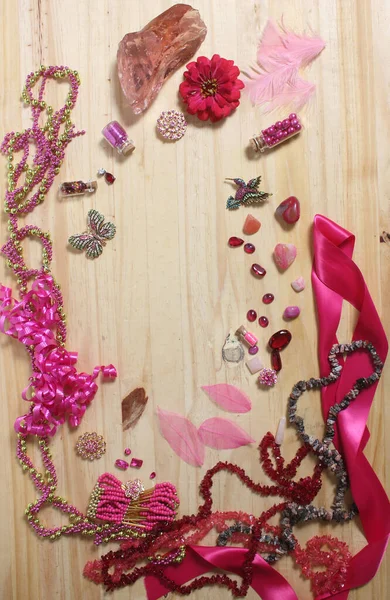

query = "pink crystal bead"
[
  {"left": 248, "top": 345, "right": 259, "bottom": 355},
  {"left": 283, "top": 305, "right": 301, "bottom": 319},
  {"left": 259, "top": 316, "right": 269, "bottom": 328},
  {"left": 150, "top": 472, "right": 156, "bottom": 480},
  {"left": 115, "top": 459, "right": 129, "bottom": 470},
  {"left": 247, "top": 309, "right": 257, "bottom": 322},
  {"left": 130, "top": 458, "right": 143, "bottom": 468},
  {"left": 228, "top": 236, "right": 244, "bottom": 247},
  {"left": 124, "top": 448, "right": 131, "bottom": 456},
  {"left": 262, "top": 293, "right": 274, "bottom": 304},
  {"left": 244, "top": 243, "right": 255, "bottom": 254},
  {"left": 251, "top": 263, "right": 266, "bottom": 278}
]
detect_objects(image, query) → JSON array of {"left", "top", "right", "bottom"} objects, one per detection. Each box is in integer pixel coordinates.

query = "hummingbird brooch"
[{"left": 226, "top": 176, "right": 272, "bottom": 210}]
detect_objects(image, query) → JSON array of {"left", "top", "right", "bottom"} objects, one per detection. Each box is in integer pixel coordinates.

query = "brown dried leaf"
[{"left": 122, "top": 387, "right": 148, "bottom": 431}]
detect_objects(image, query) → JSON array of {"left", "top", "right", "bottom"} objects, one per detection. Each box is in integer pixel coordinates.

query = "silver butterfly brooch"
[{"left": 68, "top": 209, "right": 116, "bottom": 259}]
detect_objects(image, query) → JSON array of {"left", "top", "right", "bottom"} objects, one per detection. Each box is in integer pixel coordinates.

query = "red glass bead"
[
  {"left": 228, "top": 236, "right": 244, "bottom": 247},
  {"left": 150, "top": 471, "right": 156, "bottom": 479},
  {"left": 271, "top": 349, "right": 282, "bottom": 371},
  {"left": 268, "top": 329, "right": 292, "bottom": 350},
  {"left": 251, "top": 263, "right": 266, "bottom": 277},
  {"left": 259, "top": 316, "right": 269, "bottom": 328},
  {"left": 130, "top": 458, "right": 143, "bottom": 468},
  {"left": 105, "top": 171, "right": 116, "bottom": 184},
  {"left": 244, "top": 243, "right": 255, "bottom": 254},
  {"left": 124, "top": 447, "right": 131, "bottom": 456},
  {"left": 247, "top": 309, "right": 257, "bottom": 322},
  {"left": 262, "top": 293, "right": 274, "bottom": 304}
]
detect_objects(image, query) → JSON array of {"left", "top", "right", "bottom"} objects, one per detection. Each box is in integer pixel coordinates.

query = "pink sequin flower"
[
  {"left": 258, "top": 368, "right": 278, "bottom": 387},
  {"left": 157, "top": 110, "right": 187, "bottom": 141}
]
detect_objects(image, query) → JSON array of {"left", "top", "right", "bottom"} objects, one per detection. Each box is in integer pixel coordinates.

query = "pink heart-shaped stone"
[
  {"left": 274, "top": 243, "right": 297, "bottom": 270},
  {"left": 276, "top": 196, "right": 300, "bottom": 224}
]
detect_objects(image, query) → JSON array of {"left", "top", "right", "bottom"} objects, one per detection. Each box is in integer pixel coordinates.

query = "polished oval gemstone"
[
  {"left": 283, "top": 305, "right": 301, "bottom": 319},
  {"left": 247, "top": 309, "right": 257, "bottom": 322},
  {"left": 259, "top": 316, "right": 269, "bottom": 328},
  {"left": 271, "top": 349, "right": 282, "bottom": 371},
  {"left": 268, "top": 329, "right": 292, "bottom": 350},
  {"left": 251, "top": 263, "right": 266, "bottom": 277},
  {"left": 244, "top": 243, "right": 255, "bottom": 254},
  {"left": 228, "top": 236, "right": 244, "bottom": 247},
  {"left": 248, "top": 345, "right": 259, "bottom": 355},
  {"left": 262, "top": 293, "right": 274, "bottom": 304},
  {"left": 276, "top": 196, "right": 300, "bottom": 224}
]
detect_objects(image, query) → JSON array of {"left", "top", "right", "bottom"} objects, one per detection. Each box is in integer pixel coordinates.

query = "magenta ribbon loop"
[{"left": 0, "top": 273, "right": 117, "bottom": 436}]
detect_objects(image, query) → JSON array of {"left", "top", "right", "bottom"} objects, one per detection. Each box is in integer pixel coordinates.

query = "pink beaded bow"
[{"left": 87, "top": 473, "right": 179, "bottom": 531}]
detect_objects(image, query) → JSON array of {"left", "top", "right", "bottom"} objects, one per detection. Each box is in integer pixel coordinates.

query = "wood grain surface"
[{"left": 0, "top": 1, "right": 389, "bottom": 599}]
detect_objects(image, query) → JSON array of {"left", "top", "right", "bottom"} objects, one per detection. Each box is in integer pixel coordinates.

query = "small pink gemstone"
[
  {"left": 228, "top": 236, "right": 244, "bottom": 247},
  {"left": 247, "top": 309, "right": 257, "bottom": 322},
  {"left": 283, "top": 305, "right": 301, "bottom": 319},
  {"left": 124, "top": 448, "right": 131, "bottom": 456},
  {"left": 150, "top": 472, "right": 156, "bottom": 479},
  {"left": 130, "top": 458, "right": 143, "bottom": 468},
  {"left": 262, "top": 293, "right": 274, "bottom": 304},
  {"left": 259, "top": 316, "right": 269, "bottom": 327},
  {"left": 248, "top": 345, "right": 259, "bottom": 355},
  {"left": 244, "top": 243, "right": 255, "bottom": 254},
  {"left": 291, "top": 276, "right": 305, "bottom": 292},
  {"left": 115, "top": 459, "right": 129, "bottom": 470}
]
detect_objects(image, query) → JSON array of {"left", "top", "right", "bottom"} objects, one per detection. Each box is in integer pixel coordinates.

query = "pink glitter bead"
[
  {"left": 124, "top": 448, "right": 131, "bottom": 456},
  {"left": 157, "top": 110, "right": 187, "bottom": 141},
  {"left": 130, "top": 457, "right": 143, "bottom": 468},
  {"left": 258, "top": 368, "right": 278, "bottom": 387}
]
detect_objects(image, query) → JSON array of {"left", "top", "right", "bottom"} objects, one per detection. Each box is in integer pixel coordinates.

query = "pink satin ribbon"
[
  {"left": 145, "top": 546, "right": 298, "bottom": 600},
  {"left": 0, "top": 274, "right": 117, "bottom": 436},
  {"left": 144, "top": 215, "right": 389, "bottom": 600}
]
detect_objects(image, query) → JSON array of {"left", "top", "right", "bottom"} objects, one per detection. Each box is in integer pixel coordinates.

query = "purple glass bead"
[
  {"left": 248, "top": 345, "right": 259, "bottom": 355},
  {"left": 244, "top": 243, "right": 255, "bottom": 254}
]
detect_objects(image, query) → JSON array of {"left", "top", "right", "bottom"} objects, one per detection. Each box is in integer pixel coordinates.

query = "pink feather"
[
  {"left": 263, "top": 77, "right": 316, "bottom": 112},
  {"left": 279, "top": 23, "right": 326, "bottom": 68},
  {"left": 198, "top": 417, "right": 255, "bottom": 450},
  {"left": 157, "top": 407, "right": 205, "bottom": 467},
  {"left": 244, "top": 19, "right": 325, "bottom": 110}
]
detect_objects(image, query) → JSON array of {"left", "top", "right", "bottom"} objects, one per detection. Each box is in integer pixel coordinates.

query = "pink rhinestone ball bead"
[{"left": 157, "top": 110, "right": 187, "bottom": 141}]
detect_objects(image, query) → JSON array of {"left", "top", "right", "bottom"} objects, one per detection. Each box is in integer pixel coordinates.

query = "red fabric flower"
[{"left": 179, "top": 54, "right": 245, "bottom": 122}]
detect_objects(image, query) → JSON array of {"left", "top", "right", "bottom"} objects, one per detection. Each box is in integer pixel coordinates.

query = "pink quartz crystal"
[
  {"left": 273, "top": 243, "right": 297, "bottom": 270},
  {"left": 117, "top": 4, "right": 207, "bottom": 114}
]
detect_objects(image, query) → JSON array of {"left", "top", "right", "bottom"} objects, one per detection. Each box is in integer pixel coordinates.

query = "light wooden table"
[{"left": 0, "top": 1, "right": 388, "bottom": 598}]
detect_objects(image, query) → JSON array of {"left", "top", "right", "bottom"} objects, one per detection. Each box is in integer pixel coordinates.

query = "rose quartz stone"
[
  {"left": 273, "top": 243, "right": 297, "bottom": 270},
  {"left": 283, "top": 306, "right": 301, "bottom": 319},
  {"left": 117, "top": 4, "right": 207, "bottom": 113},
  {"left": 291, "top": 276, "right": 305, "bottom": 292}
]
